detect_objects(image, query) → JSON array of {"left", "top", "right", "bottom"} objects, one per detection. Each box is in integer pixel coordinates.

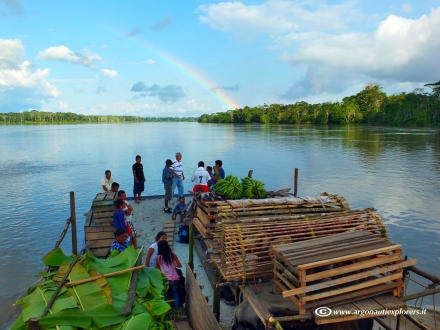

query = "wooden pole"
[
  {"left": 70, "top": 191, "right": 77, "bottom": 255},
  {"left": 123, "top": 250, "right": 143, "bottom": 316},
  {"left": 28, "top": 318, "right": 39, "bottom": 330},
  {"left": 65, "top": 264, "right": 146, "bottom": 287},
  {"left": 188, "top": 223, "right": 194, "bottom": 271},
  {"left": 402, "top": 314, "right": 431, "bottom": 330},
  {"left": 293, "top": 168, "right": 298, "bottom": 197},
  {"left": 401, "top": 287, "right": 440, "bottom": 301},
  {"left": 213, "top": 271, "right": 221, "bottom": 322},
  {"left": 408, "top": 265, "right": 440, "bottom": 285},
  {"left": 247, "top": 170, "right": 253, "bottom": 178},
  {"left": 41, "top": 243, "right": 87, "bottom": 318}
]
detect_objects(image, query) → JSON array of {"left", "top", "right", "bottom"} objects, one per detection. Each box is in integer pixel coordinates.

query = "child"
[
  {"left": 156, "top": 240, "right": 182, "bottom": 309},
  {"left": 113, "top": 199, "right": 127, "bottom": 232},
  {"left": 171, "top": 197, "right": 186, "bottom": 223},
  {"left": 163, "top": 159, "right": 175, "bottom": 213},
  {"left": 206, "top": 166, "right": 214, "bottom": 187},
  {"left": 145, "top": 231, "right": 167, "bottom": 267},
  {"left": 118, "top": 190, "right": 138, "bottom": 249}
]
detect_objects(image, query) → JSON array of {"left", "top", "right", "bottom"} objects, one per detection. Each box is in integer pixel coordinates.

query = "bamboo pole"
[
  {"left": 70, "top": 191, "right": 77, "bottom": 255},
  {"left": 41, "top": 243, "right": 87, "bottom": 318},
  {"left": 65, "top": 264, "right": 146, "bottom": 287},
  {"left": 407, "top": 265, "right": 440, "bottom": 285},
  {"left": 123, "top": 249, "right": 144, "bottom": 316},
  {"left": 401, "top": 287, "right": 440, "bottom": 301},
  {"left": 28, "top": 318, "right": 39, "bottom": 330}
]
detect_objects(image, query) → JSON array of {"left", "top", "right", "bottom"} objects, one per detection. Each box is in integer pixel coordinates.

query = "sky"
[{"left": 1, "top": 0, "right": 440, "bottom": 117}]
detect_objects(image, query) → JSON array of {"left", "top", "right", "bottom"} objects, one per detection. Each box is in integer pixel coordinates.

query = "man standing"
[
  {"left": 132, "top": 155, "right": 146, "bottom": 203},
  {"left": 212, "top": 160, "right": 225, "bottom": 184},
  {"left": 101, "top": 170, "right": 114, "bottom": 192},
  {"left": 191, "top": 161, "right": 211, "bottom": 192},
  {"left": 170, "top": 152, "right": 185, "bottom": 204},
  {"left": 162, "top": 159, "right": 175, "bottom": 213}
]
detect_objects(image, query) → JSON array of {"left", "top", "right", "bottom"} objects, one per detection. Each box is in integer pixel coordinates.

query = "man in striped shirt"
[{"left": 170, "top": 152, "right": 185, "bottom": 204}]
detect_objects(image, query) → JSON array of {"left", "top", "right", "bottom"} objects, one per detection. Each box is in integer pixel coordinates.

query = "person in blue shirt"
[
  {"left": 171, "top": 197, "right": 186, "bottom": 223},
  {"left": 113, "top": 199, "right": 127, "bottom": 232},
  {"left": 212, "top": 160, "right": 225, "bottom": 185}
]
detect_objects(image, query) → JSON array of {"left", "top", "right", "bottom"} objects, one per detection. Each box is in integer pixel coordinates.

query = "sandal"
[{"left": 134, "top": 200, "right": 140, "bottom": 203}]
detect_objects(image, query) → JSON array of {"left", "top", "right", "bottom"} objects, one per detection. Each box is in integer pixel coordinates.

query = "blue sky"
[{"left": 1, "top": 0, "right": 439, "bottom": 117}]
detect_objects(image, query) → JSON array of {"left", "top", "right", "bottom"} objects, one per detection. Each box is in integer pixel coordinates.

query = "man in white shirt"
[
  {"left": 101, "top": 170, "right": 114, "bottom": 192},
  {"left": 171, "top": 152, "right": 185, "bottom": 204},
  {"left": 191, "top": 161, "right": 211, "bottom": 186}
]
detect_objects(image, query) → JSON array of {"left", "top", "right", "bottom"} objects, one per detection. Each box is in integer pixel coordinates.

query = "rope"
[
  {"left": 305, "top": 217, "right": 316, "bottom": 238},
  {"left": 235, "top": 223, "right": 247, "bottom": 281}
]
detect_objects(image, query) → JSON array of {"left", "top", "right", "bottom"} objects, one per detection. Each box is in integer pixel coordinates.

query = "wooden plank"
[
  {"left": 84, "top": 226, "right": 115, "bottom": 233},
  {"left": 86, "top": 231, "right": 115, "bottom": 240},
  {"left": 185, "top": 264, "right": 222, "bottom": 330},
  {"left": 238, "top": 285, "right": 271, "bottom": 326},
  {"left": 92, "top": 200, "right": 115, "bottom": 207},
  {"left": 94, "top": 218, "right": 113, "bottom": 225},
  {"left": 304, "top": 282, "right": 399, "bottom": 310},
  {"left": 274, "top": 278, "right": 301, "bottom": 306},
  {"left": 305, "top": 253, "right": 403, "bottom": 282},
  {"left": 91, "top": 205, "right": 115, "bottom": 212},
  {"left": 90, "top": 247, "right": 109, "bottom": 257},
  {"left": 282, "top": 259, "right": 415, "bottom": 296},
  {"left": 288, "top": 241, "right": 397, "bottom": 267},
  {"left": 296, "top": 245, "right": 402, "bottom": 270},
  {"left": 87, "top": 238, "right": 114, "bottom": 249},
  {"left": 373, "top": 294, "right": 406, "bottom": 310},
  {"left": 303, "top": 273, "right": 402, "bottom": 302},
  {"left": 273, "top": 230, "right": 372, "bottom": 253},
  {"left": 352, "top": 296, "right": 384, "bottom": 311},
  {"left": 84, "top": 211, "right": 92, "bottom": 227},
  {"left": 93, "top": 211, "right": 114, "bottom": 219}
]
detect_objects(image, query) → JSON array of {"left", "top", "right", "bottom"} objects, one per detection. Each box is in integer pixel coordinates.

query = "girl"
[
  {"left": 156, "top": 240, "right": 182, "bottom": 309},
  {"left": 145, "top": 231, "right": 167, "bottom": 267}
]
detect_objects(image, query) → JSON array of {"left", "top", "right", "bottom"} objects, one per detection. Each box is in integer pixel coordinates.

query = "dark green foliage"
[
  {"left": 198, "top": 82, "right": 440, "bottom": 127},
  {"left": 0, "top": 110, "right": 198, "bottom": 124}
]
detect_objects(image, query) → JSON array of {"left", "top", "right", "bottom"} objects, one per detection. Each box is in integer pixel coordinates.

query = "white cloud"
[
  {"left": 0, "top": 38, "right": 24, "bottom": 69},
  {"left": 101, "top": 69, "right": 118, "bottom": 78},
  {"left": 198, "top": 0, "right": 366, "bottom": 39},
  {"left": 37, "top": 45, "right": 101, "bottom": 67},
  {"left": 58, "top": 101, "right": 68, "bottom": 109},
  {"left": 0, "top": 38, "right": 60, "bottom": 110}
]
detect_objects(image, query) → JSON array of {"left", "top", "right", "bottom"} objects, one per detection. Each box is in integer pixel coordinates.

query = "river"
[{"left": 0, "top": 123, "right": 439, "bottom": 328}]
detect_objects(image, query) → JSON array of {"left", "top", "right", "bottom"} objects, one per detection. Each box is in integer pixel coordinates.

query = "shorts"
[
  {"left": 164, "top": 184, "right": 172, "bottom": 200},
  {"left": 127, "top": 220, "right": 136, "bottom": 238},
  {"left": 133, "top": 179, "right": 145, "bottom": 194}
]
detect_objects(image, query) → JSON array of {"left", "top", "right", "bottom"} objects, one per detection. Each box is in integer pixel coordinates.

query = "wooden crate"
[
  {"left": 272, "top": 230, "right": 416, "bottom": 315},
  {"left": 84, "top": 192, "right": 118, "bottom": 257}
]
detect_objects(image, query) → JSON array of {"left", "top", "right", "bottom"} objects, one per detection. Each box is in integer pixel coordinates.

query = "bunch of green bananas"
[
  {"left": 241, "top": 177, "right": 267, "bottom": 199},
  {"left": 213, "top": 175, "right": 243, "bottom": 199}
]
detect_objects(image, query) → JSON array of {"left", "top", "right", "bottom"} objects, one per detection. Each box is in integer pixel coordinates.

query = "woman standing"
[{"left": 155, "top": 240, "right": 182, "bottom": 309}]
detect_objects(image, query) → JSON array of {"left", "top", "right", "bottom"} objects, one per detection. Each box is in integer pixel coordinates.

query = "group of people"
[{"left": 99, "top": 153, "right": 226, "bottom": 310}]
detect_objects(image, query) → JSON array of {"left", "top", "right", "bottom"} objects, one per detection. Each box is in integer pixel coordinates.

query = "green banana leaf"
[
  {"left": 144, "top": 267, "right": 165, "bottom": 298},
  {"left": 143, "top": 297, "right": 171, "bottom": 317},
  {"left": 42, "top": 248, "right": 75, "bottom": 266},
  {"left": 136, "top": 268, "right": 150, "bottom": 297},
  {"left": 121, "top": 311, "right": 153, "bottom": 330},
  {"left": 67, "top": 263, "right": 112, "bottom": 311}
]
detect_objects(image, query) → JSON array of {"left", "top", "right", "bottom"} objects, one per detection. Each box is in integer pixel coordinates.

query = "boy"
[
  {"left": 171, "top": 196, "right": 186, "bottom": 223},
  {"left": 132, "top": 155, "right": 146, "bottom": 203},
  {"left": 113, "top": 199, "right": 127, "bottom": 232},
  {"left": 206, "top": 166, "right": 214, "bottom": 187},
  {"left": 163, "top": 159, "right": 175, "bottom": 213},
  {"left": 212, "top": 160, "right": 225, "bottom": 184},
  {"left": 118, "top": 190, "right": 137, "bottom": 249}
]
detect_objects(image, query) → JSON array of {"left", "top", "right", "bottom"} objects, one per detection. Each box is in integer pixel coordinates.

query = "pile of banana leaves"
[{"left": 11, "top": 246, "right": 174, "bottom": 329}]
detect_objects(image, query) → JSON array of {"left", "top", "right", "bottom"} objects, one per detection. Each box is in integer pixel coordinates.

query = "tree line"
[
  {"left": 198, "top": 82, "right": 440, "bottom": 126},
  {"left": 0, "top": 111, "right": 198, "bottom": 124}
]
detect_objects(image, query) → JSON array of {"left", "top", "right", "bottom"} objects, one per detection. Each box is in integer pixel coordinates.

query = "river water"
[{"left": 0, "top": 123, "right": 439, "bottom": 328}]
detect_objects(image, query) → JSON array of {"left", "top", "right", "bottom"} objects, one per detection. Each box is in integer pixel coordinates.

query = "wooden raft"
[
  {"left": 84, "top": 191, "right": 117, "bottom": 257},
  {"left": 272, "top": 230, "right": 416, "bottom": 316},
  {"left": 194, "top": 194, "right": 348, "bottom": 238},
  {"left": 211, "top": 209, "right": 389, "bottom": 282}
]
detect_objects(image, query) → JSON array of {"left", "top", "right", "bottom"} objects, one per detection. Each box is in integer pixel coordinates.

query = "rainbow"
[{"left": 123, "top": 35, "right": 240, "bottom": 111}]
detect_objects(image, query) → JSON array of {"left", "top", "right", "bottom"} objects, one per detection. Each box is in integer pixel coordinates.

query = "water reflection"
[{"left": 0, "top": 123, "right": 439, "bottom": 328}]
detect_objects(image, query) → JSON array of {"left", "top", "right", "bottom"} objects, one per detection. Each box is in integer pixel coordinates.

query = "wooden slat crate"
[
  {"left": 195, "top": 194, "right": 348, "bottom": 239},
  {"left": 84, "top": 192, "right": 118, "bottom": 257},
  {"left": 272, "top": 230, "right": 416, "bottom": 315}
]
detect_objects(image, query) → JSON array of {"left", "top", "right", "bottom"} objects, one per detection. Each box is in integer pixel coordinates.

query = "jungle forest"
[{"left": 198, "top": 82, "right": 440, "bottom": 126}]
